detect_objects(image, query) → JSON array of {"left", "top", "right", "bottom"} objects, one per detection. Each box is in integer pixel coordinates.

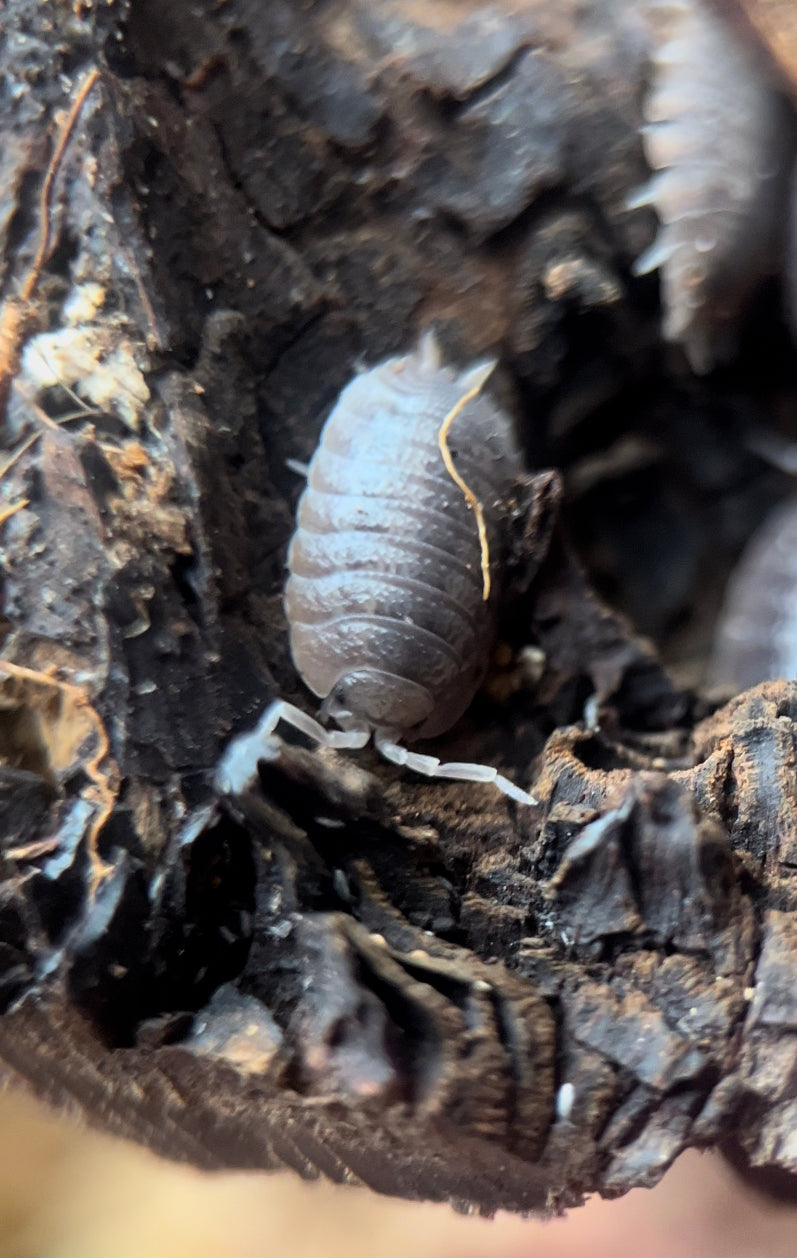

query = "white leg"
[
  {"left": 324, "top": 726, "right": 371, "bottom": 750},
  {"left": 374, "top": 732, "right": 536, "bottom": 806},
  {"left": 259, "top": 699, "right": 371, "bottom": 749},
  {"left": 216, "top": 699, "right": 370, "bottom": 795},
  {"left": 583, "top": 693, "right": 601, "bottom": 731}
]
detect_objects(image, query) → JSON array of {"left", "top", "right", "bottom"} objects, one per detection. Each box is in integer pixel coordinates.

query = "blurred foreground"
[{"left": 0, "top": 1090, "right": 796, "bottom": 1258}]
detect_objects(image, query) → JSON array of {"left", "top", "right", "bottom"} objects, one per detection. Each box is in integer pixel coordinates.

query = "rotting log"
[{"left": 1, "top": 0, "right": 797, "bottom": 1216}]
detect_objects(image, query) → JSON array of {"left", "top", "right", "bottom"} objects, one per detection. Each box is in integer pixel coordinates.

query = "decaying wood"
[{"left": 2, "top": 0, "right": 797, "bottom": 1218}]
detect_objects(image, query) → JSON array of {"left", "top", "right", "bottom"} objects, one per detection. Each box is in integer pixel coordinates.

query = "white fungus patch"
[{"left": 20, "top": 283, "right": 151, "bottom": 429}]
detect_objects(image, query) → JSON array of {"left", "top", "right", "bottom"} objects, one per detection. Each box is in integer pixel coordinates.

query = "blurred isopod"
[
  {"left": 711, "top": 494, "right": 797, "bottom": 688},
  {"left": 629, "top": 0, "right": 794, "bottom": 371}
]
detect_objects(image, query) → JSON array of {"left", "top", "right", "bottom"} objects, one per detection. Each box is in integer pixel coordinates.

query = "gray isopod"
[
  {"left": 629, "top": 0, "right": 792, "bottom": 373},
  {"left": 711, "top": 494, "right": 797, "bottom": 690},
  {"left": 217, "top": 332, "right": 535, "bottom": 806}
]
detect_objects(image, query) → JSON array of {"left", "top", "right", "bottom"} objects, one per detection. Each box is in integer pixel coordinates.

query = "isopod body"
[
  {"left": 711, "top": 494, "right": 797, "bottom": 689},
  {"left": 284, "top": 334, "right": 522, "bottom": 742},
  {"left": 631, "top": 0, "right": 793, "bottom": 372}
]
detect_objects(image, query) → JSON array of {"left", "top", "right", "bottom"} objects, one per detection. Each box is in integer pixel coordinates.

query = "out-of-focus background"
[{"left": 1, "top": 1089, "right": 796, "bottom": 1258}]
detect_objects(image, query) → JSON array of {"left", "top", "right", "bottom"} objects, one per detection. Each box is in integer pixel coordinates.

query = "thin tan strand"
[
  {"left": 0, "top": 391, "right": 96, "bottom": 486},
  {"left": 0, "top": 430, "right": 41, "bottom": 481},
  {"left": 19, "top": 68, "right": 101, "bottom": 304},
  {"left": 0, "top": 498, "right": 29, "bottom": 527},
  {"left": 0, "top": 69, "right": 100, "bottom": 421},
  {"left": 5, "top": 835, "right": 63, "bottom": 862},
  {"left": 437, "top": 384, "right": 492, "bottom": 602}
]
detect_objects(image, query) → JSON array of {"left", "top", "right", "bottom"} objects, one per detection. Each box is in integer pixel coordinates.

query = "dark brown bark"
[{"left": 1, "top": 0, "right": 797, "bottom": 1217}]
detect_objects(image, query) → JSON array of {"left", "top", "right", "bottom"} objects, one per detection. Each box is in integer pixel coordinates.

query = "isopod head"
[{"left": 321, "top": 668, "right": 435, "bottom": 732}]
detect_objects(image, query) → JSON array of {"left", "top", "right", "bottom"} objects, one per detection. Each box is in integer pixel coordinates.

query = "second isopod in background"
[{"left": 631, "top": 0, "right": 794, "bottom": 372}]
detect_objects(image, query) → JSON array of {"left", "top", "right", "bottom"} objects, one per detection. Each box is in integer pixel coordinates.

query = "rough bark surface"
[{"left": 1, "top": 0, "right": 797, "bottom": 1218}]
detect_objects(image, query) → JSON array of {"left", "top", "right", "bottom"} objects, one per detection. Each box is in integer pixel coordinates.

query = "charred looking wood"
[{"left": 1, "top": 0, "right": 797, "bottom": 1219}]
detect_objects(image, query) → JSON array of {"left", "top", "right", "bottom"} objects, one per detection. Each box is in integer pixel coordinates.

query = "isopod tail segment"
[{"left": 215, "top": 699, "right": 537, "bottom": 807}]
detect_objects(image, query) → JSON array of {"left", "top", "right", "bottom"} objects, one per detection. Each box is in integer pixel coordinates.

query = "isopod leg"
[
  {"left": 216, "top": 699, "right": 370, "bottom": 794},
  {"left": 374, "top": 732, "right": 536, "bottom": 806}
]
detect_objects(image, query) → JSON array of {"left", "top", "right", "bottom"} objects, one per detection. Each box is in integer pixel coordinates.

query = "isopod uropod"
[{"left": 217, "top": 332, "right": 535, "bottom": 806}]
